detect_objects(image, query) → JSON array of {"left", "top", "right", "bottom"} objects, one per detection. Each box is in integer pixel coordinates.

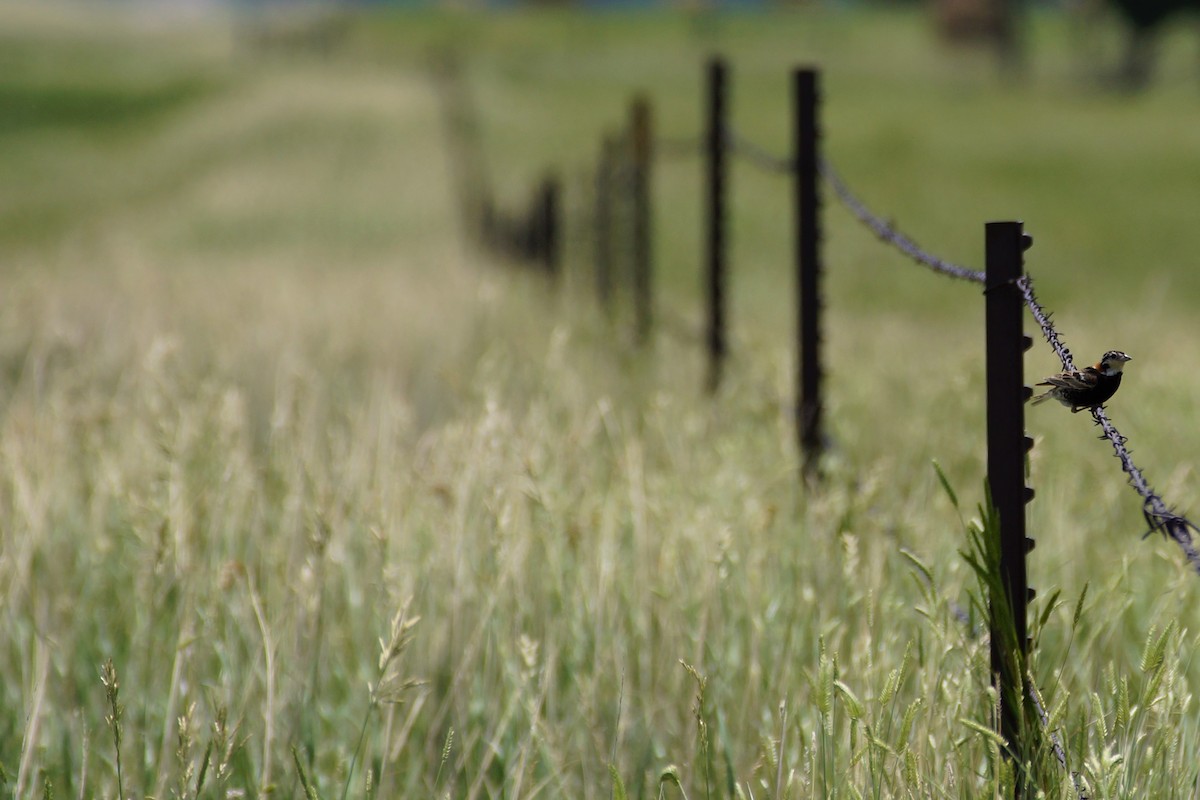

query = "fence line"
[
  {"left": 645, "top": 84, "right": 1200, "bottom": 576},
  {"left": 819, "top": 158, "right": 987, "bottom": 284},
  {"left": 438, "top": 56, "right": 1197, "bottom": 794},
  {"left": 447, "top": 53, "right": 1200, "bottom": 577},
  {"left": 821, "top": 156, "right": 1200, "bottom": 575},
  {"left": 1091, "top": 409, "right": 1200, "bottom": 572},
  {"left": 1015, "top": 275, "right": 1075, "bottom": 371},
  {"left": 725, "top": 128, "right": 795, "bottom": 174},
  {"left": 703, "top": 118, "right": 1200, "bottom": 575}
]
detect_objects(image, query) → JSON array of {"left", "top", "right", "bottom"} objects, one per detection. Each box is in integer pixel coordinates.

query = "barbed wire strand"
[
  {"left": 1090, "top": 408, "right": 1200, "bottom": 572},
  {"left": 1016, "top": 276, "right": 1076, "bottom": 373},
  {"left": 1028, "top": 677, "right": 1090, "bottom": 800},
  {"left": 822, "top": 157, "right": 1200, "bottom": 574},
  {"left": 725, "top": 127, "right": 795, "bottom": 174},
  {"left": 819, "top": 157, "right": 986, "bottom": 284},
  {"left": 1019, "top": 275, "right": 1200, "bottom": 571}
]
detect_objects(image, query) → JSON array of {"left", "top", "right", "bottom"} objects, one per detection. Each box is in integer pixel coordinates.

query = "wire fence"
[
  {"left": 819, "top": 158, "right": 987, "bottom": 284},
  {"left": 805, "top": 143, "right": 1200, "bottom": 574},
  {"left": 591, "top": 98, "right": 1200, "bottom": 576},
  {"left": 725, "top": 127, "right": 795, "bottom": 174},
  {"left": 720, "top": 121, "right": 1162, "bottom": 795},
  {"left": 1092, "top": 408, "right": 1200, "bottom": 571},
  {"left": 436, "top": 55, "right": 1198, "bottom": 797}
]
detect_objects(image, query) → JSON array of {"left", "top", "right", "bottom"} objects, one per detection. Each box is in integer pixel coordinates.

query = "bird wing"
[{"left": 1037, "top": 368, "right": 1098, "bottom": 391}]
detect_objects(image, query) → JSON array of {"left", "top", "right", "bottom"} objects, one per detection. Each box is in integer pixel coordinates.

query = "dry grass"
[{"left": 4, "top": 5, "right": 1200, "bottom": 799}]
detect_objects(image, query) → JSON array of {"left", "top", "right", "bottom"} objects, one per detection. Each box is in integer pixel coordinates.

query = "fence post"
[
  {"left": 705, "top": 57, "right": 729, "bottom": 393},
  {"left": 430, "top": 52, "right": 493, "bottom": 248},
  {"left": 537, "top": 175, "right": 560, "bottom": 280},
  {"left": 984, "top": 220, "right": 1036, "bottom": 792},
  {"left": 793, "top": 67, "right": 824, "bottom": 477},
  {"left": 595, "top": 135, "right": 616, "bottom": 315},
  {"left": 630, "top": 95, "right": 654, "bottom": 346}
]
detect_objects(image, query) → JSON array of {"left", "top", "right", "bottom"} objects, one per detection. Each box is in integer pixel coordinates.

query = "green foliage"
[{"left": 3, "top": 5, "right": 1200, "bottom": 799}]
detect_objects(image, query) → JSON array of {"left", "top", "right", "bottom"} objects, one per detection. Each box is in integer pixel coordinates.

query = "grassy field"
[{"left": 4, "top": 4, "right": 1200, "bottom": 798}]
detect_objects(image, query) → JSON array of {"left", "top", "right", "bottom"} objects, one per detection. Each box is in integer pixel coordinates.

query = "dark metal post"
[
  {"left": 538, "top": 175, "right": 560, "bottom": 280},
  {"left": 595, "top": 135, "right": 616, "bottom": 314},
  {"left": 984, "top": 220, "right": 1036, "bottom": 790},
  {"left": 793, "top": 68, "right": 824, "bottom": 476},
  {"left": 630, "top": 95, "right": 653, "bottom": 346},
  {"left": 705, "top": 57, "right": 729, "bottom": 393}
]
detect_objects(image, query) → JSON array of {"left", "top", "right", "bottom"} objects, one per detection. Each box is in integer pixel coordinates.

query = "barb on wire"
[
  {"left": 1019, "top": 274, "right": 1200, "bottom": 573},
  {"left": 1091, "top": 408, "right": 1200, "bottom": 573},
  {"left": 724, "top": 127, "right": 795, "bottom": 174},
  {"left": 1028, "top": 677, "right": 1090, "bottom": 800},
  {"left": 822, "top": 156, "right": 1200, "bottom": 574},
  {"left": 1016, "top": 275, "right": 1075, "bottom": 372},
  {"left": 819, "top": 157, "right": 986, "bottom": 284}
]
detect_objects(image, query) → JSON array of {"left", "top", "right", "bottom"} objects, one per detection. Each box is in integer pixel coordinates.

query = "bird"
[{"left": 1031, "top": 350, "right": 1132, "bottom": 412}]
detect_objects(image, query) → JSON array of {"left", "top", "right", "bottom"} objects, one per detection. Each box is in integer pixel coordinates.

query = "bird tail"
[{"left": 1030, "top": 389, "right": 1053, "bottom": 406}]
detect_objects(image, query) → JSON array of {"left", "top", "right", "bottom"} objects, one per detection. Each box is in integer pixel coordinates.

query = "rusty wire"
[{"left": 823, "top": 156, "right": 1200, "bottom": 574}]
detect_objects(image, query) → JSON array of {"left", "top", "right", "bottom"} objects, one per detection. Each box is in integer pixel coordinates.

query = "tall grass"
[{"left": 3, "top": 5, "right": 1200, "bottom": 798}]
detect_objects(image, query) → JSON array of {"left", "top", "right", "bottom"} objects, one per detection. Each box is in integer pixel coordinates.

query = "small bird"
[{"left": 1032, "top": 350, "right": 1132, "bottom": 412}]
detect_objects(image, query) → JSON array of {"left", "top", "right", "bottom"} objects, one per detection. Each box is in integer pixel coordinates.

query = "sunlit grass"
[{"left": 3, "top": 4, "right": 1200, "bottom": 798}]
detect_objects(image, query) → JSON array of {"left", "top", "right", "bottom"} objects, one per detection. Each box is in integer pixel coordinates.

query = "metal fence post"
[
  {"left": 705, "top": 57, "right": 729, "bottom": 393},
  {"left": 793, "top": 68, "right": 824, "bottom": 477},
  {"left": 595, "top": 135, "right": 616, "bottom": 315},
  {"left": 984, "top": 220, "right": 1036, "bottom": 790},
  {"left": 630, "top": 95, "right": 653, "bottom": 346},
  {"left": 538, "top": 175, "right": 560, "bottom": 280}
]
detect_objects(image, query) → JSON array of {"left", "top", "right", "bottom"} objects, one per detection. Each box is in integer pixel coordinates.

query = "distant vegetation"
[{"left": 2, "top": 5, "right": 1200, "bottom": 798}]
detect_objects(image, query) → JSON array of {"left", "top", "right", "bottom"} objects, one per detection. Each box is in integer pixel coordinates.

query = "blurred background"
[{"left": 6, "top": 1, "right": 1200, "bottom": 797}]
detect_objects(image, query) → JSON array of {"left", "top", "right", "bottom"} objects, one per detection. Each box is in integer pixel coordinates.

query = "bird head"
[{"left": 1099, "top": 350, "right": 1132, "bottom": 375}]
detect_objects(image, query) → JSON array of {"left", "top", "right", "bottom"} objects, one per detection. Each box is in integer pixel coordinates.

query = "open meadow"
[{"left": 4, "top": 4, "right": 1200, "bottom": 798}]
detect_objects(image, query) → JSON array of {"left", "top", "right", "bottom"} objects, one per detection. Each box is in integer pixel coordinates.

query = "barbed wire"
[
  {"left": 1016, "top": 276, "right": 1076, "bottom": 373},
  {"left": 1028, "top": 677, "right": 1090, "bottom": 800},
  {"left": 724, "top": 127, "right": 795, "bottom": 174},
  {"left": 822, "top": 157, "right": 1200, "bottom": 574},
  {"left": 593, "top": 118, "right": 1200, "bottom": 572},
  {"left": 1090, "top": 408, "right": 1200, "bottom": 573},
  {"left": 819, "top": 158, "right": 986, "bottom": 284},
  {"left": 655, "top": 136, "right": 705, "bottom": 159}
]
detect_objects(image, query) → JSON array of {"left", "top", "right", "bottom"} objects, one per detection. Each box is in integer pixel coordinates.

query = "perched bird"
[{"left": 1032, "top": 350, "right": 1132, "bottom": 412}]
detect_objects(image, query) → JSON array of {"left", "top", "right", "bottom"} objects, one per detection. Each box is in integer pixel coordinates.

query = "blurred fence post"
[
  {"left": 705, "top": 57, "right": 729, "bottom": 393},
  {"left": 595, "top": 135, "right": 616, "bottom": 315},
  {"left": 793, "top": 67, "right": 824, "bottom": 477},
  {"left": 630, "top": 95, "right": 653, "bottom": 346},
  {"left": 984, "top": 220, "right": 1037, "bottom": 793},
  {"left": 537, "top": 174, "right": 561, "bottom": 280},
  {"left": 430, "top": 52, "right": 493, "bottom": 248}
]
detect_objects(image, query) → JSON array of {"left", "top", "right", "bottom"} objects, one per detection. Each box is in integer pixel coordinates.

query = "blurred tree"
[{"left": 1101, "top": 0, "right": 1200, "bottom": 87}]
